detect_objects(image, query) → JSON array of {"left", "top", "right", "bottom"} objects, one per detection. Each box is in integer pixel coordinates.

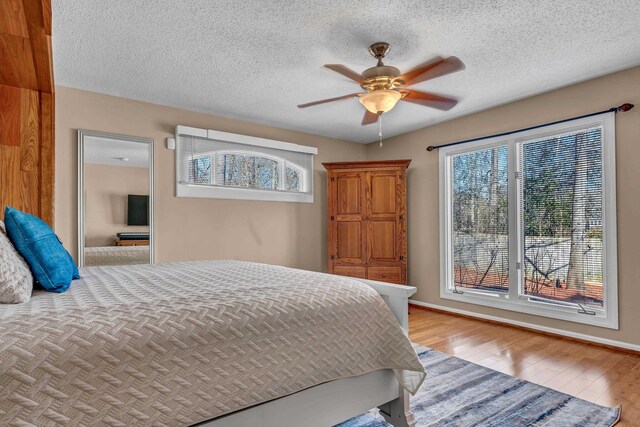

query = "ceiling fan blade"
[
  {"left": 399, "top": 56, "right": 443, "bottom": 83},
  {"left": 362, "top": 110, "right": 379, "bottom": 126},
  {"left": 298, "top": 93, "right": 360, "bottom": 108},
  {"left": 401, "top": 56, "right": 465, "bottom": 86},
  {"left": 401, "top": 90, "right": 458, "bottom": 111},
  {"left": 324, "top": 64, "right": 363, "bottom": 83}
]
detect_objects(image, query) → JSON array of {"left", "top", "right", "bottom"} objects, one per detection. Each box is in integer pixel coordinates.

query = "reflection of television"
[{"left": 127, "top": 195, "right": 149, "bottom": 226}]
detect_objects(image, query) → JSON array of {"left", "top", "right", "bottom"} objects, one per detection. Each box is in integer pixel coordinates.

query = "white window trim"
[
  {"left": 176, "top": 126, "right": 317, "bottom": 203},
  {"left": 439, "top": 113, "right": 618, "bottom": 329},
  {"left": 176, "top": 126, "right": 318, "bottom": 154}
]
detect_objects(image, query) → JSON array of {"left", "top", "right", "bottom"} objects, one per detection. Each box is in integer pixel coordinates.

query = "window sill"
[
  {"left": 440, "top": 288, "right": 618, "bottom": 330},
  {"left": 177, "top": 182, "right": 314, "bottom": 203}
]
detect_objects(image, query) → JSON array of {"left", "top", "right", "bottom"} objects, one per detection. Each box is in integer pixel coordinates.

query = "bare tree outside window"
[
  {"left": 190, "top": 157, "right": 212, "bottom": 184},
  {"left": 187, "top": 151, "right": 305, "bottom": 193},
  {"left": 520, "top": 128, "right": 603, "bottom": 308},
  {"left": 452, "top": 146, "right": 509, "bottom": 293},
  {"left": 285, "top": 166, "right": 302, "bottom": 192},
  {"left": 219, "top": 153, "right": 280, "bottom": 190}
]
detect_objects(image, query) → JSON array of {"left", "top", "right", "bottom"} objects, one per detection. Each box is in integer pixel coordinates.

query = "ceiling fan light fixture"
[
  {"left": 358, "top": 90, "right": 402, "bottom": 114},
  {"left": 298, "top": 42, "right": 464, "bottom": 124}
]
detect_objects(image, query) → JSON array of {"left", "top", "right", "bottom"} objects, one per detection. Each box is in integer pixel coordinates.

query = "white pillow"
[{"left": 0, "top": 227, "right": 33, "bottom": 303}]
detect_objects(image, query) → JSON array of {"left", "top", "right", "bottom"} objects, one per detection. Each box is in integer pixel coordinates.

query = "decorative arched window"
[{"left": 177, "top": 126, "right": 316, "bottom": 203}]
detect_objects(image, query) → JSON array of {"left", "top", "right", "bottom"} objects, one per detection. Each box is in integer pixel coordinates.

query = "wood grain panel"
[
  {"left": 336, "top": 175, "right": 362, "bottom": 214},
  {"left": 39, "top": 91, "right": 53, "bottom": 225},
  {"left": 322, "top": 159, "right": 412, "bottom": 171},
  {"left": 396, "top": 171, "right": 407, "bottom": 269},
  {"left": 333, "top": 266, "right": 366, "bottom": 279},
  {"left": 0, "top": 0, "right": 28, "bottom": 37},
  {"left": 336, "top": 221, "right": 363, "bottom": 261},
  {"left": 0, "top": 84, "right": 20, "bottom": 145},
  {"left": 19, "top": 87, "right": 39, "bottom": 171},
  {"left": 0, "top": 0, "right": 54, "bottom": 225},
  {"left": 30, "top": 33, "right": 52, "bottom": 92},
  {"left": 367, "top": 266, "right": 402, "bottom": 283},
  {"left": 0, "top": 145, "right": 21, "bottom": 210},
  {"left": 20, "top": 170, "right": 38, "bottom": 215},
  {"left": 369, "top": 221, "right": 396, "bottom": 261},
  {"left": 370, "top": 174, "right": 396, "bottom": 215},
  {"left": 40, "top": 0, "right": 50, "bottom": 35},
  {"left": 0, "top": 32, "right": 38, "bottom": 89},
  {"left": 22, "top": 0, "right": 53, "bottom": 92}
]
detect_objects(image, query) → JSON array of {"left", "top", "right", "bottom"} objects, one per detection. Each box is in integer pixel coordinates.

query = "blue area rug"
[{"left": 338, "top": 347, "right": 620, "bottom": 427}]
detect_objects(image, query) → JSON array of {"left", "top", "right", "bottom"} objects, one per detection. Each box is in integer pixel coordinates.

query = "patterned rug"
[{"left": 337, "top": 347, "right": 620, "bottom": 427}]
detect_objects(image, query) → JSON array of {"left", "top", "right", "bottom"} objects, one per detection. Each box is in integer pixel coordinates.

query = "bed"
[
  {"left": 83, "top": 245, "right": 150, "bottom": 266},
  {"left": 0, "top": 260, "right": 424, "bottom": 426}
]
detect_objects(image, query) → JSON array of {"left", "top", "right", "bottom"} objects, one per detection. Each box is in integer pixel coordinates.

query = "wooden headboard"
[{"left": 0, "top": 0, "right": 54, "bottom": 226}]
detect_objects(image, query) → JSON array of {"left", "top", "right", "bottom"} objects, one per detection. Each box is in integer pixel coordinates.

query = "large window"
[
  {"left": 440, "top": 113, "right": 617, "bottom": 328},
  {"left": 176, "top": 126, "right": 317, "bottom": 203}
]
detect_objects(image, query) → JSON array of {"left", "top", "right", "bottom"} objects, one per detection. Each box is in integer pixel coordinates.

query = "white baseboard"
[{"left": 409, "top": 299, "right": 640, "bottom": 353}]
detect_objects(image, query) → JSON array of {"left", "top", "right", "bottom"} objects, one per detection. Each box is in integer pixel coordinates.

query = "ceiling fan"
[{"left": 298, "top": 42, "right": 465, "bottom": 125}]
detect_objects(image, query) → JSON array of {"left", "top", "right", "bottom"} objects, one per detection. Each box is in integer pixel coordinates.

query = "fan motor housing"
[{"left": 361, "top": 65, "right": 403, "bottom": 91}]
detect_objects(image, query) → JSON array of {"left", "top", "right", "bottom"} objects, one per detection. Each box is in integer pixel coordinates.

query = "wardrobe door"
[
  {"left": 329, "top": 172, "right": 367, "bottom": 269},
  {"left": 366, "top": 170, "right": 403, "bottom": 265}
]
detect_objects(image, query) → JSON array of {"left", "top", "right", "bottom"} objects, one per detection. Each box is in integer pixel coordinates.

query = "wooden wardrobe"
[{"left": 323, "top": 160, "right": 410, "bottom": 284}]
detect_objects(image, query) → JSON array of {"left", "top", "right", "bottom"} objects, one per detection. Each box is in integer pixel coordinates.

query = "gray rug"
[{"left": 337, "top": 347, "right": 620, "bottom": 427}]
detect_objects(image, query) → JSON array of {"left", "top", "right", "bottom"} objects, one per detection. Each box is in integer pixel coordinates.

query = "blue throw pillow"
[{"left": 4, "top": 207, "right": 80, "bottom": 292}]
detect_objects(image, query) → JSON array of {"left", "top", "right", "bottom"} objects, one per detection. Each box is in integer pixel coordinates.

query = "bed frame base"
[{"left": 199, "top": 370, "right": 412, "bottom": 427}]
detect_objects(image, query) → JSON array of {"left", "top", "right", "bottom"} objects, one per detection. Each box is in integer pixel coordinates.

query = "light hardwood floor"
[{"left": 408, "top": 306, "right": 640, "bottom": 426}]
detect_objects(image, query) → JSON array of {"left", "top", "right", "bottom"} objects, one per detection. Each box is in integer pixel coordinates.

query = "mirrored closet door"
[{"left": 78, "top": 130, "right": 154, "bottom": 267}]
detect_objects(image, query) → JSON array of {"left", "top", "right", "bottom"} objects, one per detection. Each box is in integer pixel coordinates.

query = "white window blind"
[
  {"left": 519, "top": 127, "right": 604, "bottom": 310},
  {"left": 440, "top": 113, "right": 617, "bottom": 329},
  {"left": 451, "top": 146, "right": 509, "bottom": 295},
  {"left": 176, "top": 127, "right": 317, "bottom": 203}
]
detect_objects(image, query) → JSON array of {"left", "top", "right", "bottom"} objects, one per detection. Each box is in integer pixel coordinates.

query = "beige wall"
[
  {"left": 55, "top": 86, "right": 367, "bottom": 271},
  {"left": 366, "top": 66, "right": 640, "bottom": 345},
  {"left": 84, "top": 163, "right": 149, "bottom": 247}
]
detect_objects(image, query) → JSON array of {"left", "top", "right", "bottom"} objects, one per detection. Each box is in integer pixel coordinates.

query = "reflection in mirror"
[{"left": 78, "top": 130, "right": 154, "bottom": 267}]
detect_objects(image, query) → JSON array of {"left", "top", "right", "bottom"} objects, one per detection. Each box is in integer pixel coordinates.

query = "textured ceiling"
[
  {"left": 53, "top": 0, "right": 640, "bottom": 143},
  {"left": 84, "top": 136, "right": 149, "bottom": 168}
]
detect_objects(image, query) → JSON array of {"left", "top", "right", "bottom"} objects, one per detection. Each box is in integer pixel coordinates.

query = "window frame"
[
  {"left": 439, "top": 113, "right": 618, "bottom": 329},
  {"left": 176, "top": 126, "right": 317, "bottom": 203}
]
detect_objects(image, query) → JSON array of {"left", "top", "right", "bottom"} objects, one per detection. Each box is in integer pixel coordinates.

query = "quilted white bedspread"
[
  {"left": 84, "top": 245, "right": 150, "bottom": 266},
  {"left": 0, "top": 260, "right": 425, "bottom": 426}
]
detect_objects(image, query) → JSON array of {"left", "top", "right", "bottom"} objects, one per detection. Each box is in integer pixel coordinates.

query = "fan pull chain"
[{"left": 378, "top": 113, "right": 383, "bottom": 148}]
